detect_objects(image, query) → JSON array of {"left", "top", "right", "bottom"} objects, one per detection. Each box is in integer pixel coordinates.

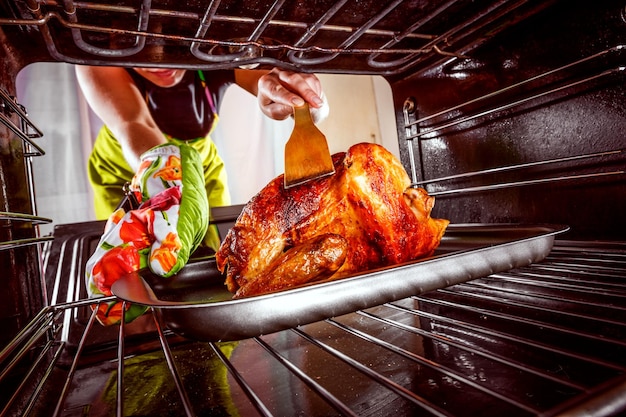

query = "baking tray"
[{"left": 111, "top": 224, "right": 569, "bottom": 342}]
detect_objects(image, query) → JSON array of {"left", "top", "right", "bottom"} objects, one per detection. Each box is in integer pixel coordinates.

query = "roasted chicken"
[{"left": 216, "top": 142, "right": 449, "bottom": 298}]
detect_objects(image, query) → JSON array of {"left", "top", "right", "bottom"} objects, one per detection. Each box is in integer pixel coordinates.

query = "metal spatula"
[{"left": 284, "top": 103, "right": 335, "bottom": 188}]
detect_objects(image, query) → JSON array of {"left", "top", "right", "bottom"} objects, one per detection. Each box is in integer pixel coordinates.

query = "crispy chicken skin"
[{"left": 216, "top": 142, "right": 449, "bottom": 298}]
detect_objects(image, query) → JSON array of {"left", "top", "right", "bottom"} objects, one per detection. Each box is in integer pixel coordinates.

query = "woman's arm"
[
  {"left": 75, "top": 65, "right": 167, "bottom": 171},
  {"left": 235, "top": 68, "right": 328, "bottom": 122}
]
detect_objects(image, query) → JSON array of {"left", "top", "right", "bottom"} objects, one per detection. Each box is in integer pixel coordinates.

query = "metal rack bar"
[
  {"left": 13, "top": 340, "right": 65, "bottom": 417},
  {"left": 294, "top": 332, "right": 450, "bottom": 417},
  {"left": 0, "top": 89, "right": 45, "bottom": 157},
  {"left": 413, "top": 149, "right": 622, "bottom": 186},
  {"left": 416, "top": 292, "right": 626, "bottom": 353},
  {"left": 255, "top": 335, "right": 360, "bottom": 417},
  {"left": 291, "top": 328, "right": 454, "bottom": 416},
  {"left": 355, "top": 308, "right": 587, "bottom": 391},
  {"left": 210, "top": 341, "right": 275, "bottom": 417},
  {"left": 366, "top": 0, "right": 460, "bottom": 69},
  {"left": 547, "top": 248, "right": 626, "bottom": 260},
  {"left": 406, "top": 45, "right": 625, "bottom": 136},
  {"left": 0, "top": 236, "right": 60, "bottom": 251},
  {"left": 1, "top": 242, "right": 624, "bottom": 416},
  {"left": 116, "top": 308, "right": 126, "bottom": 417},
  {"left": 286, "top": 0, "right": 349, "bottom": 64},
  {"left": 16, "top": 0, "right": 434, "bottom": 40},
  {"left": 52, "top": 305, "right": 98, "bottom": 417},
  {"left": 0, "top": 10, "right": 441, "bottom": 71},
  {"left": 0, "top": 212, "right": 52, "bottom": 225},
  {"left": 189, "top": 0, "right": 222, "bottom": 61},
  {"left": 476, "top": 273, "right": 626, "bottom": 301},
  {"left": 152, "top": 308, "right": 195, "bottom": 417},
  {"left": 449, "top": 281, "right": 626, "bottom": 331},
  {"left": 400, "top": 46, "right": 625, "bottom": 192},
  {"left": 542, "top": 255, "right": 626, "bottom": 272},
  {"left": 289, "top": 0, "right": 405, "bottom": 66},
  {"left": 397, "top": 302, "right": 624, "bottom": 376},
  {"left": 0, "top": 310, "right": 60, "bottom": 384},
  {"left": 0, "top": 0, "right": 522, "bottom": 72},
  {"left": 191, "top": 0, "right": 286, "bottom": 63},
  {"left": 427, "top": 170, "right": 625, "bottom": 197},
  {"left": 552, "top": 377, "right": 626, "bottom": 417},
  {"left": 522, "top": 264, "right": 626, "bottom": 282},
  {"left": 369, "top": 0, "right": 529, "bottom": 70},
  {"left": 318, "top": 319, "right": 540, "bottom": 415},
  {"left": 408, "top": 65, "right": 625, "bottom": 140},
  {"left": 0, "top": 308, "right": 62, "bottom": 416},
  {"left": 61, "top": 0, "right": 151, "bottom": 57}
]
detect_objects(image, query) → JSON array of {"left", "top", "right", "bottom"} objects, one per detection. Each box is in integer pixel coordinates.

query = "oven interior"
[{"left": 0, "top": 0, "right": 625, "bottom": 416}]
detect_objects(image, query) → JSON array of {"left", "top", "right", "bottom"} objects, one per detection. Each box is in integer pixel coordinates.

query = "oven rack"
[
  {"left": 0, "top": 88, "right": 44, "bottom": 157},
  {"left": 403, "top": 45, "right": 625, "bottom": 141},
  {"left": 416, "top": 148, "right": 625, "bottom": 198},
  {"left": 0, "top": 89, "right": 52, "bottom": 252},
  {"left": 400, "top": 45, "right": 626, "bottom": 193},
  {"left": 1, "top": 240, "right": 625, "bottom": 417},
  {"left": 0, "top": 0, "right": 548, "bottom": 75}
]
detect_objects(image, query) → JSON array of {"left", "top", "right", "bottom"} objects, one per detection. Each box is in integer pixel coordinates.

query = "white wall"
[
  {"left": 316, "top": 74, "right": 398, "bottom": 157},
  {"left": 213, "top": 73, "right": 398, "bottom": 205}
]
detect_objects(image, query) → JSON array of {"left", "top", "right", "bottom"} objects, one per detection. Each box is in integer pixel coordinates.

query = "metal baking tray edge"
[{"left": 112, "top": 224, "right": 569, "bottom": 342}]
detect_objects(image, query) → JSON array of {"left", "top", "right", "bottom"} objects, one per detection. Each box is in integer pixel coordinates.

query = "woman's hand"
[{"left": 236, "top": 68, "right": 329, "bottom": 123}]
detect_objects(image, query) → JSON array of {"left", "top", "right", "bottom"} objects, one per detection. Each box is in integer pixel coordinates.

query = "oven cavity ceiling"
[{"left": 0, "top": 0, "right": 555, "bottom": 78}]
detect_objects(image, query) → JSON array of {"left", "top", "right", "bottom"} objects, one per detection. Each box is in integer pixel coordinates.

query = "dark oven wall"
[
  {"left": 0, "top": 15, "right": 46, "bottom": 349},
  {"left": 391, "top": 0, "right": 626, "bottom": 240}
]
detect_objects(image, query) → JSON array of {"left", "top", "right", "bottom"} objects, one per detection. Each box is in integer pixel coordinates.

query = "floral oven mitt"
[{"left": 85, "top": 144, "right": 209, "bottom": 325}]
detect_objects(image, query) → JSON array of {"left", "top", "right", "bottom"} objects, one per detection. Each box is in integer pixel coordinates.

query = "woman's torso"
[{"left": 126, "top": 69, "right": 235, "bottom": 140}]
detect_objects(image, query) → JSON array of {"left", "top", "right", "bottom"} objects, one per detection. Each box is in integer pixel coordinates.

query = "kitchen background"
[{"left": 16, "top": 63, "right": 399, "bottom": 236}]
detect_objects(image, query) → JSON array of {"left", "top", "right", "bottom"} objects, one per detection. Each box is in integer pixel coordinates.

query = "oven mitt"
[{"left": 85, "top": 144, "right": 209, "bottom": 325}]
